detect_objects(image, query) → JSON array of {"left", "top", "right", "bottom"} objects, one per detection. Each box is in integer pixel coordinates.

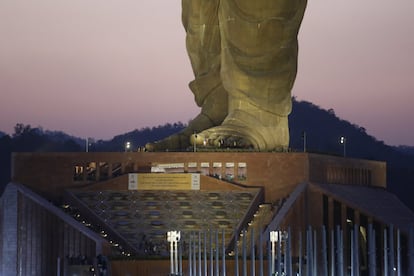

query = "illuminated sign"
[{"left": 128, "top": 173, "right": 200, "bottom": 190}]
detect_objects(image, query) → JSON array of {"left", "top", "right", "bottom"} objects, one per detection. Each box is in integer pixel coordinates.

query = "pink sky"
[{"left": 0, "top": 0, "right": 413, "bottom": 146}]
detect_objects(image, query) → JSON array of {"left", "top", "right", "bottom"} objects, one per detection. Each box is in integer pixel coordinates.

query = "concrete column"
[
  {"left": 354, "top": 210, "right": 361, "bottom": 227},
  {"left": 328, "top": 197, "right": 334, "bottom": 231},
  {"left": 1, "top": 184, "right": 18, "bottom": 276},
  {"left": 341, "top": 204, "right": 348, "bottom": 275}
]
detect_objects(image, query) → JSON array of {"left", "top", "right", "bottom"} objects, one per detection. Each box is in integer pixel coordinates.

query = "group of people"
[{"left": 67, "top": 254, "right": 107, "bottom": 276}]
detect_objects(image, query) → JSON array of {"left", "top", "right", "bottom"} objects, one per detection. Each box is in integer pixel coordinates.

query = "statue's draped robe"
[
  {"left": 146, "top": 0, "right": 307, "bottom": 151},
  {"left": 182, "top": 0, "right": 307, "bottom": 117}
]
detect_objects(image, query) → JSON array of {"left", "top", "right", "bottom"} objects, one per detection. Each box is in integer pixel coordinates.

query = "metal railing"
[{"left": 167, "top": 224, "right": 414, "bottom": 276}]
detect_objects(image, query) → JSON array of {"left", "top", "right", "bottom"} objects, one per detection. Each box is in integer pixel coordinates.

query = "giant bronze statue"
[{"left": 147, "top": 0, "right": 307, "bottom": 151}]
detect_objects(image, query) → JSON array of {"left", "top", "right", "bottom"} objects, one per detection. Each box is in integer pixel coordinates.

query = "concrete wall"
[
  {"left": 12, "top": 152, "right": 386, "bottom": 204},
  {"left": 0, "top": 183, "right": 110, "bottom": 276},
  {"left": 308, "top": 154, "right": 386, "bottom": 188},
  {"left": 0, "top": 184, "right": 18, "bottom": 276}
]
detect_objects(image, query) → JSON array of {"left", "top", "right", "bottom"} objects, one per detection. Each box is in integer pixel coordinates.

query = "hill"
[
  {"left": 289, "top": 99, "right": 414, "bottom": 210},
  {"left": 0, "top": 99, "right": 413, "bottom": 210}
]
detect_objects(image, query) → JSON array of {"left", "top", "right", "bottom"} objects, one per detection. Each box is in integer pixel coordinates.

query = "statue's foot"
[
  {"left": 146, "top": 83, "right": 228, "bottom": 151},
  {"left": 191, "top": 109, "right": 289, "bottom": 151},
  {"left": 145, "top": 112, "right": 219, "bottom": 151}
]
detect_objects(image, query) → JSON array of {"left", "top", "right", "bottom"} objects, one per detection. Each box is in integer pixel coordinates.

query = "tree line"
[{"left": 1, "top": 99, "right": 413, "bottom": 211}]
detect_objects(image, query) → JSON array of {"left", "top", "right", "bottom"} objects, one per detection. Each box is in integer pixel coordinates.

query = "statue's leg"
[
  {"left": 146, "top": 0, "right": 228, "bottom": 151},
  {"left": 192, "top": 0, "right": 307, "bottom": 151}
]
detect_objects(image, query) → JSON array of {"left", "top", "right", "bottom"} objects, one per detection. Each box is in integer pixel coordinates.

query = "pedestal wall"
[{"left": 12, "top": 152, "right": 386, "bottom": 204}]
